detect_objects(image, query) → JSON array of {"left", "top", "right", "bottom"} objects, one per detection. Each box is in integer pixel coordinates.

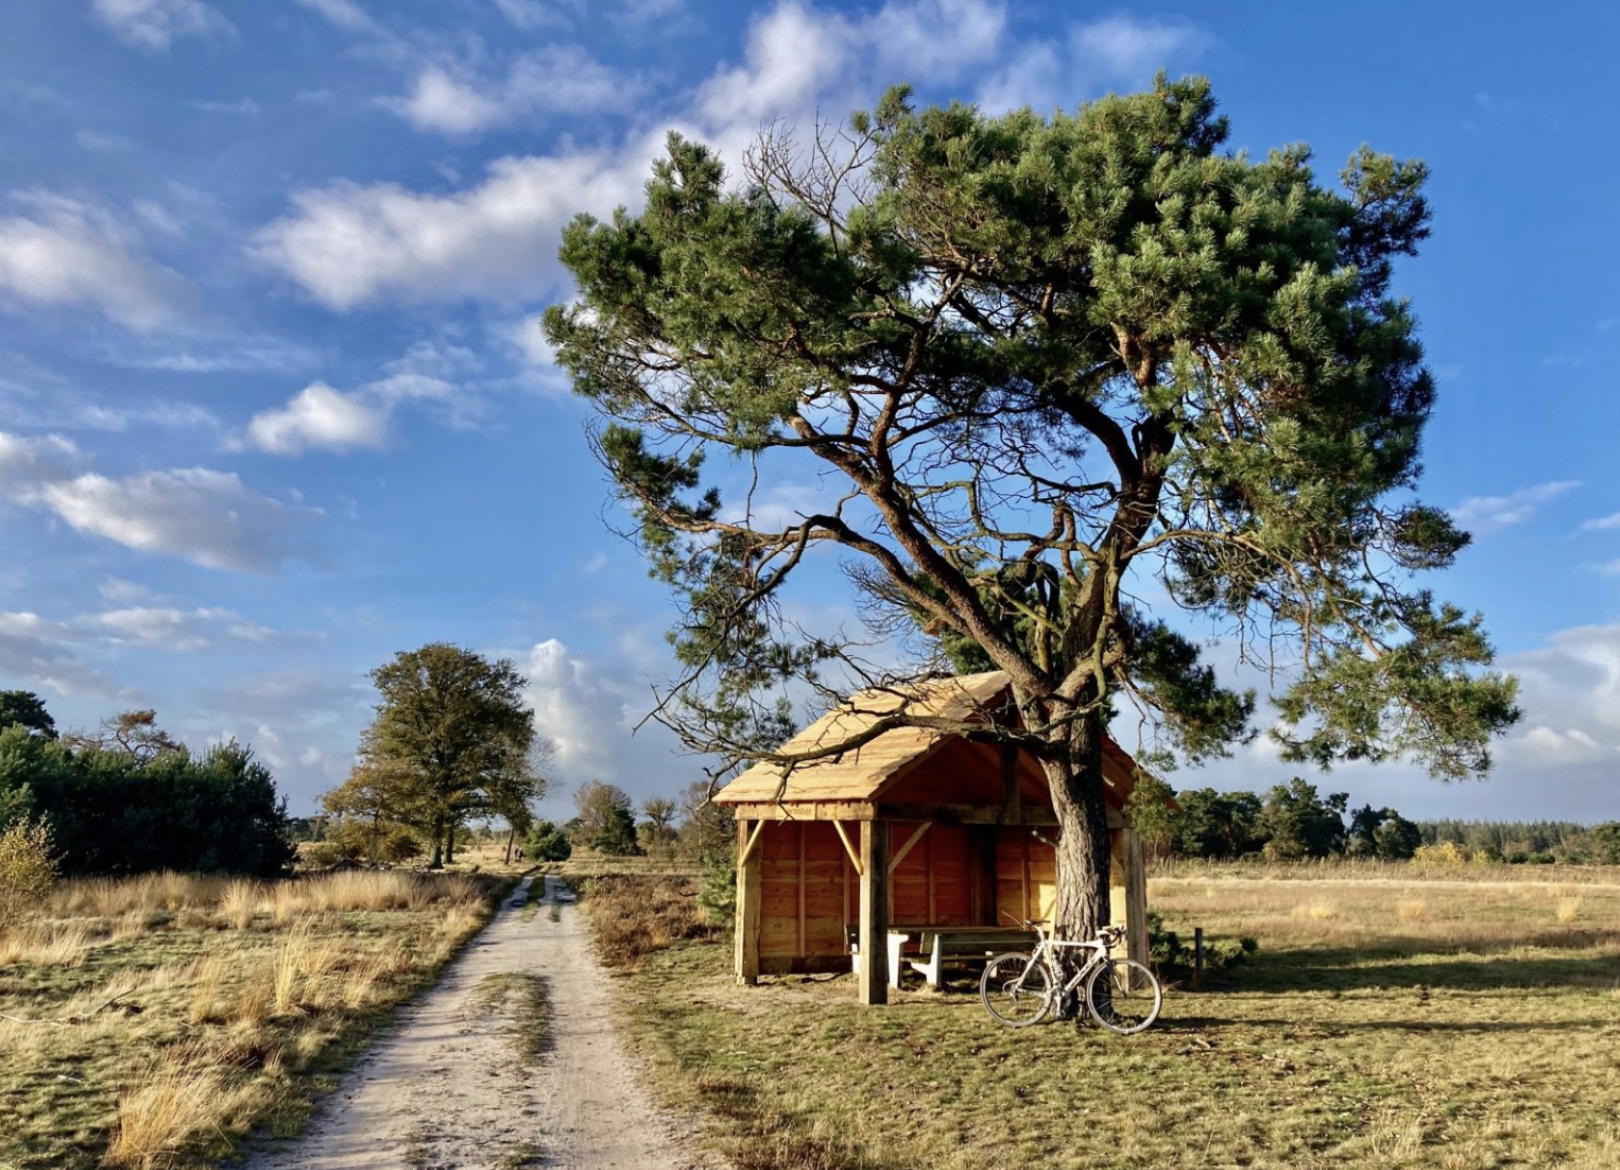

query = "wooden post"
[
  {"left": 735, "top": 820, "right": 762, "bottom": 985},
  {"left": 1122, "top": 825, "right": 1149, "bottom": 987},
  {"left": 999, "top": 745, "right": 1022, "bottom": 824},
  {"left": 1193, "top": 926, "right": 1204, "bottom": 991},
  {"left": 858, "top": 819, "right": 889, "bottom": 1005}
]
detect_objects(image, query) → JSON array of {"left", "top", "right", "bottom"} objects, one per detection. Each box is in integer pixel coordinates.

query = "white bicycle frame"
[{"left": 1018, "top": 919, "right": 1126, "bottom": 1000}]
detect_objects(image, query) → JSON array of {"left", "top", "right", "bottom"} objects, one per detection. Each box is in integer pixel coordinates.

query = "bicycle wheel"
[
  {"left": 1084, "top": 957, "right": 1162, "bottom": 1035},
  {"left": 979, "top": 953, "right": 1053, "bottom": 1027}
]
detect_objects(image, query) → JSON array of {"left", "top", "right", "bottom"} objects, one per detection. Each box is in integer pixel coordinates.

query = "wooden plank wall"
[
  {"left": 759, "top": 821, "right": 853, "bottom": 960},
  {"left": 889, "top": 823, "right": 971, "bottom": 926},
  {"left": 994, "top": 828, "right": 1058, "bottom": 925}
]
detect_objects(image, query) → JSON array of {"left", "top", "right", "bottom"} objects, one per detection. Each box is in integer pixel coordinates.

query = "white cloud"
[
  {"left": 1578, "top": 510, "right": 1620, "bottom": 533},
  {"left": 1518, "top": 725, "right": 1606, "bottom": 765},
  {"left": 290, "top": 0, "right": 378, "bottom": 33},
  {"left": 86, "top": 606, "right": 284, "bottom": 652},
  {"left": 98, "top": 576, "right": 154, "bottom": 603},
  {"left": 390, "top": 47, "right": 642, "bottom": 136},
  {"left": 1071, "top": 16, "right": 1210, "bottom": 79},
  {"left": 0, "top": 431, "right": 87, "bottom": 493},
  {"left": 520, "top": 638, "right": 688, "bottom": 799},
  {"left": 719, "top": 480, "right": 835, "bottom": 531},
  {"left": 235, "top": 341, "right": 486, "bottom": 457},
  {"left": 92, "top": 0, "right": 234, "bottom": 50},
  {"left": 254, "top": 149, "right": 647, "bottom": 309},
  {"left": 37, "top": 469, "right": 325, "bottom": 573},
  {"left": 0, "top": 431, "right": 326, "bottom": 573},
  {"left": 0, "top": 611, "right": 119, "bottom": 697},
  {"left": 979, "top": 14, "right": 1210, "bottom": 113},
  {"left": 241, "top": 382, "right": 392, "bottom": 456},
  {"left": 256, "top": 0, "right": 1009, "bottom": 309},
  {"left": 1449, "top": 480, "right": 1580, "bottom": 536},
  {"left": 0, "top": 195, "right": 190, "bottom": 330}
]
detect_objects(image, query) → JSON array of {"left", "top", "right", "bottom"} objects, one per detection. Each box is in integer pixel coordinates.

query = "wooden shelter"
[{"left": 712, "top": 671, "right": 1152, "bottom": 1005}]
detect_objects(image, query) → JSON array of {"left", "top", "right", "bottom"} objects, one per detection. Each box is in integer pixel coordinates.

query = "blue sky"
[{"left": 0, "top": 0, "right": 1617, "bottom": 823}]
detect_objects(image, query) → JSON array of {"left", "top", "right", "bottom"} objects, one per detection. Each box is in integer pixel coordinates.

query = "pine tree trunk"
[
  {"left": 1041, "top": 710, "right": 1113, "bottom": 1017},
  {"left": 444, "top": 823, "right": 455, "bottom": 866},
  {"left": 428, "top": 814, "right": 444, "bottom": 869},
  {"left": 504, "top": 828, "right": 515, "bottom": 866}
]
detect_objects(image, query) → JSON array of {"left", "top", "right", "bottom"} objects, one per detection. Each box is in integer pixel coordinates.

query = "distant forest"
[{"left": 1127, "top": 776, "right": 1620, "bottom": 866}]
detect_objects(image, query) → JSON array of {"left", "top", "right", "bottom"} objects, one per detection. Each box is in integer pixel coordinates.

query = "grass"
[
  {"left": 0, "top": 868, "right": 509, "bottom": 1170},
  {"left": 590, "top": 865, "right": 1620, "bottom": 1170},
  {"left": 470, "top": 972, "right": 553, "bottom": 1066}
]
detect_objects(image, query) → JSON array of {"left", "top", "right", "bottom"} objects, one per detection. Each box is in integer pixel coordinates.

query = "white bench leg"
[
  {"left": 921, "top": 937, "right": 944, "bottom": 988},
  {"left": 887, "top": 932, "right": 906, "bottom": 989}
]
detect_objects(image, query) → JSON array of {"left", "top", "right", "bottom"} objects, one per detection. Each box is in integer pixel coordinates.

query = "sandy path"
[{"left": 245, "top": 875, "right": 701, "bottom": 1170}]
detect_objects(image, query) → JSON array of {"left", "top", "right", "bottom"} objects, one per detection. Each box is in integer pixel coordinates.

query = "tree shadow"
[{"left": 1198, "top": 940, "right": 1620, "bottom": 994}]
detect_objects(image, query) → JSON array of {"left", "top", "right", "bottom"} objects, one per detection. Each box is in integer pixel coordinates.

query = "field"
[
  {"left": 590, "top": 865, "right": 1620, "bottom": 1170},
  {"left": 0, "top": 869, "right": 509, "bottom": 1170}
]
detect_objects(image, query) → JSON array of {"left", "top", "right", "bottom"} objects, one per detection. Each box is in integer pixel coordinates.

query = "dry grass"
[
  {"left": 0, "top": 869, "right": 507, "bottom": 1170},
  {"left": 580, "top": 875, "right": 719, "bottom": 970},
  {"left": 602, "top": 867, "right": 1620, "bottom": 1170}
]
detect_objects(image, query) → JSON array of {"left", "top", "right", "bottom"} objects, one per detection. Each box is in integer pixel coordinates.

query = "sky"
[{"left": 0, "top": 0, "right": 1618, "bottom": 825}]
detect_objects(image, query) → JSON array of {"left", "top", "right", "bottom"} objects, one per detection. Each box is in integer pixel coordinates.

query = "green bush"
[
  {"left": 1145, "top": 910, "right": 1256, "bottom": 980},
  {"left": 526, "top": 821, "right": 573, "bottom": 862},
  {"left": 0, "top": 815, "right": 58, "bottom": 929}
]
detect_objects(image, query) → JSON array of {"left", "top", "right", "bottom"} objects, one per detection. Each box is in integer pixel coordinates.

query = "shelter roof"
[{"left": 713, "top": 671, "right": 1148, "bottom": 809}]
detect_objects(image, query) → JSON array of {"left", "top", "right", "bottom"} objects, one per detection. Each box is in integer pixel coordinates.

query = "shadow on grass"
[
  {"left": 1199, "top": 941, "right": 1620, "bottom": 993},
  {"left": 1160, "top": 1013, "right": 1618, "bottom": 1034}
]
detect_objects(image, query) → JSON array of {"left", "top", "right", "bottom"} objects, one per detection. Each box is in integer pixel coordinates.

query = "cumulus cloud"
[
  {"left": 92, "top": 0, "right": 234, "bottom": 50},
  {"left": 234, "top": 343, "right": 484, "bottom": 456},
  {"left": 520, "top": 638, "right": 690, "bottom": 802},
  {"left": 0, "top": 194, "right": 190, "bottom": 329},
  {"left": 241, "top": 382, "right": 391, "bottom": 456},
  {"left": 255, "top": 0, "right": 1011, "bottom": 309},
  {"left": 0, "top": 429, "right": 325, "bottom": 573},
  {"left": 1449, "top": 480, "right": 1579, "bottom": 536},
  {"left": 389, "top": 47, "right": 642, "bottom": 135}
]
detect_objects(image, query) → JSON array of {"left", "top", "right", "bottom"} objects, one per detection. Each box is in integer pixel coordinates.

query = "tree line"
[
  {"left": 1127, "top": 775, "right": 1620, "bottom": 865},
  {"left": 0, "top": 695, "right": 294, "bottom": 877}
]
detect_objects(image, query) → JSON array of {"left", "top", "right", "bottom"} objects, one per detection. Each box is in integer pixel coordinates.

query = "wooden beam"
[
  {"left": 736, "top": 819, "right": 766, "bottom": 868},
  {"left": 999, "top": 744, "right": 1022, "bottom": 824},
  {"left": 858, "top": 820, "right": 889, "bottom": 1005},
  {"left": 877, "top": 803, "right": 1058, "bottom": 826},
  {"left": 722, "top": 801, "right": 875, "bottom": 822},
  {"left": 887, "top": 821, "right": 933, "bottom": 875},
  {"left": 797, "top": 822, "right": 806, "bottom": 958},
  {"left": 832, "top": 820, "right": 863, "bottom": 875},
  {"left": 1123, "top": 825, "right": 1149, "bottom": 988},
  {"left": 735, "top": 820, "right": 763, "bottom": 985},
  {"left": 725, "top": 800, "right": 1060, "bottom": 827}
]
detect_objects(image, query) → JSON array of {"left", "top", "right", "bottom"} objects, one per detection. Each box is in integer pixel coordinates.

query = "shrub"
[
  {"left": 525, "top": 821, "right": 572, "bottom": 862},
  {"left": 1145, "top": 909, "right": 1256, "bottom": 979},
  {"left": 0, "top": 815, "right": 59, "bottom": 928}
]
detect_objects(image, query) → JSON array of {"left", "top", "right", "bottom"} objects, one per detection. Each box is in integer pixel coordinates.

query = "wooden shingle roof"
[{"left": 713, "top": 671, "right": 1146, "bottom": 808}]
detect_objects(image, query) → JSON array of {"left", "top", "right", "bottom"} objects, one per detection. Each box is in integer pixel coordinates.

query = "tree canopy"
[
  {"left": 545, "top": 75, "right": 1520, "bottom": 939},
  {"left": 0, "top": 691, "right": 56, "bottom": 740},
  {"left": 355, "top": 643, "right": 547, "bottom": 868}
]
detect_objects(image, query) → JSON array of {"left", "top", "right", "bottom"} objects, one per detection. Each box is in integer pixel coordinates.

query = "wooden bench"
[{"left": 906, "top": 928, "right": 1039, "bottom": 989}]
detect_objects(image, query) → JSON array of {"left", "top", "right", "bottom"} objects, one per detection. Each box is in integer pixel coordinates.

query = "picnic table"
[{"left": 849, "top": 925, "right": 1040, "bottom": 989}]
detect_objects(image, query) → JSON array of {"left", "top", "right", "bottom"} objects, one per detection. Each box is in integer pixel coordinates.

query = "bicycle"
[{"left": 979, "top": 920, "right": 1162, "bottom": 1035}]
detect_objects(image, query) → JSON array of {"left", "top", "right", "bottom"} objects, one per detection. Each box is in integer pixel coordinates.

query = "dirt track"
[{"left": 245, "top": 875, "right": 700, "bottom": 1170}]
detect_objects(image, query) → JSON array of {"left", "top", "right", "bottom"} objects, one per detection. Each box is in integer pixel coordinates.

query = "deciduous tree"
[
  {"left": 545, "top": 76, "right": 1520, "bottom": 951},
  {"left": 359, "top": 643, "right": 545, "bottom": 868}
]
